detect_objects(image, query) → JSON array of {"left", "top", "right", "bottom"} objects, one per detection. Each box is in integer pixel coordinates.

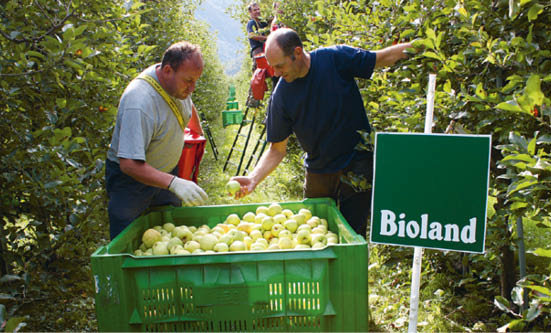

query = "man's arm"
[
  {"left": 120, "top": 158, "right": 208, "bottom": 206},
  {"left": 119, "top": 158, "right": 174, "bottom": 189},
  {"left": 248, "top": 32, "right": 267, "bottom": 42},
  {"left": 231, "top": 138, "right": 288, "bottom": 198},
  {"left": 374, "top": 42, "right": 412, "bottom": 68}
]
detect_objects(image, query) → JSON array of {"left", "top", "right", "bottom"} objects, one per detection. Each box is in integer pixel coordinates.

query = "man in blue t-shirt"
[
  {"left": 246, "top": 2, "right": 268, "bottom": 59},
  {"left": 230, "top": 28, "right": 412, "bottom": 238}
]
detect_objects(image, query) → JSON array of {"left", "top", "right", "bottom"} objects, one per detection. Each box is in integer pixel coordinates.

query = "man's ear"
[
  {"left": 161, "top": 64, "right": 174, "bottom": 75},
  {"left": 293, "top": 46, "right": 302, "bottom": 60}
]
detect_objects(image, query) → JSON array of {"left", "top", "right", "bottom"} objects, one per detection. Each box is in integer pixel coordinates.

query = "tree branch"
[{"left": 0, "top": 0, "right": 74, "bottom": 44}]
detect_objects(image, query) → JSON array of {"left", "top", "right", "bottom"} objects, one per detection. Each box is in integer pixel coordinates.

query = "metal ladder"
[
  {"left": 199, "top": 111, "right": 218, "bottom": 161},
  {"left": 223, "top": 92, "right": 268, "bottom": 176}
]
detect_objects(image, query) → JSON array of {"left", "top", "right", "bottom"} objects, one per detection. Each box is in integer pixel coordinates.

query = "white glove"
[{"left": 168, "top": 176, "right": 208, "bottom": 206}]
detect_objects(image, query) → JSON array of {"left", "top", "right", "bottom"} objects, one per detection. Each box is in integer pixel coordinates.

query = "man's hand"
[
  {"left": 168, "top": 176, "right": 208, "bottom": 206},
  {"left": 229, "top": 176, "right": 257, "bottom": 199}
]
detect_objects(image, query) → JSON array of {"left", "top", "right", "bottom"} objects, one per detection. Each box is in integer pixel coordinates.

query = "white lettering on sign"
[{"left": 380, "top": 210, "right": 477, "bottom": 244}]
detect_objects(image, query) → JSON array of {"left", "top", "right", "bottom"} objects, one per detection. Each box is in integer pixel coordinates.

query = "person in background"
[
  {"left": 105, "top": 41, "right": 208, "bottom": 239},
  {"left": 246, "top": 1, "right": 269, "bottom": 59},
  {"left": 230, "top": 28, "right": 413, "bottom": 238}
]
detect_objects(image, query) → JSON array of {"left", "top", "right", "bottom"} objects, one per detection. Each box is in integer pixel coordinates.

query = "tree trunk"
[{"left": 500, "top": 244, "right": 516, "bottom": 300}]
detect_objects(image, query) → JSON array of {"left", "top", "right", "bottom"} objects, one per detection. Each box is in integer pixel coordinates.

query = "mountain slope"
[{"left": 196, "top": 0, "right": 245, "bottom": 76}]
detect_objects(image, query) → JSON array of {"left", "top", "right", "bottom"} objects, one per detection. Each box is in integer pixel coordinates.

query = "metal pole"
[{"left": 408, "top": 73, "right": 436, "bottom": 333}]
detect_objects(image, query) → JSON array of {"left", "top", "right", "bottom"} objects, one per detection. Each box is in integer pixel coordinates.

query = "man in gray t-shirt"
[{"left": 105, "top": 41, "right": 208, "bottom": 239}]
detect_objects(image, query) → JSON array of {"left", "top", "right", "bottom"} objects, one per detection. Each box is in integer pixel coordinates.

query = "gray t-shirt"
[{"left": 107, "top": 64, "right": 192, "bottom": 173}]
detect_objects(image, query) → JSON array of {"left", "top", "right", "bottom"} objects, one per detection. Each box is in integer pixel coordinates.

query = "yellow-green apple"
[
  {"left": 267, "top": 203, "right": 282, "bottom": 216},
  {"left": 311, "top": 233, "right": 327, "bottom": 246},
  {"left": 184, "top": 240, "right": 201, "bottom": 252},
  {"left": 283, "top": 219, "right": 298, "bottom": 232},
  {"left": 172, "top": 226, "right": 193, "bottom": 242},
  {"left": 298, "top": 208, "right": 312, "bottom": 221},
  {"left": 278, "top": 237, "right": 293, "bottom": 249},
  {"left": 142, "top": 228, "right": 162, "bottom": 248},
  {"left": 278, "top": 229, "right": 292, "bottom": 239},
  {"left": 250, "top": 229, "right": 262, "bottom": 241},
  {"left": 229, "top": 240, "right": 247, "bottom": 252},
  {"left": 163, "top": 222, "right": 175, "bottom": 232},
  {"left": 198, "top": 234, "right": 218, "bottom": 251},
  {"left": 254, "top": 213, "right": 267, "bottom": 224},
  {"left": 251, "top": 242, "right": 267, "bottom": 251},
  {"left": 152, "top": 241, "right": 169, "bottom": 255},
  {"left": 312, "top": 242, "right": 326, "bottom": 249},
  {"left": 273, "top": 213, "right": 286, "bottom": 225},
  {"left": 271, "top": 223, "right": 284, "bottom": 236},
  {"left": 256, "top": 238, "right": 268, "bottom": 247},
  {"left": 169, "top": 244, "right": 185, "bottom": 254},
  {"left": 173, "top": 248, "right": 190, "bottom": 255},
  {"left": 243, "top": 236, "right": 253, "bottom": 249},
  {"left": 261, "top": 216, "right": 275, "bottom": 231},
  {"left": 291, "top": 213, "right": 306, "bottom": 225},
  {"left": 296, "top": 229, "right": 311, "bottom": 245},
  {"left": 225, "top": 213, "right": 240, "bottom": 226},
  {"left": 213, "top": 242, "right": 229, "bottom": 252},
  {"left": 263, "top": 230, "right": 273, "bottom": 241},
  {"left": 243, "top": 211, "right": 256, "bottom": 222},
  {"left": 225, "top": 180, "right": 241, "bottom": 195},
  {"left": 256, "top": 206, "right": 269, "bottom": 215},
  {"left": 267, "top": 243, "right": 280, "bottom": 250},
  {"left": 237, "top": 222, "right": 253, "bottom": 234},
  {"left": 282, "top": 209, "right": 294, "bottom": 218},
  {"left": 167, "top": 237, "right": 184, "bottom": 251}
]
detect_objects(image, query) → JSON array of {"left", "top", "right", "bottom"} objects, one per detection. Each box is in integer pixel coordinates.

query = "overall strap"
[{"left": 137, "top": 73, "right": 186, "bottom": 131}]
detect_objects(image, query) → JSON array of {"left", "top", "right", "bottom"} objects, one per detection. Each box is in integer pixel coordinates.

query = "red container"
[
  {"left": 254, "top": 52, "right": 275, "bottom": 77},
  {"left": 177, "top": 128, "right": 206, "bottom": 183}
]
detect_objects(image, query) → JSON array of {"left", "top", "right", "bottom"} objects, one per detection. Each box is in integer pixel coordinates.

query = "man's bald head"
[{"left": 266, "top": 28, "right": 303, "bottom": 58}]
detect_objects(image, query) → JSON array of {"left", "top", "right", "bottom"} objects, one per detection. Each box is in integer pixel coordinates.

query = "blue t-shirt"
[
  {"left": 247, "top": 19, "right": 268, "bottom": 55},
  {"left": 266, "top": 45, "right": 376, "bottom": 173}
]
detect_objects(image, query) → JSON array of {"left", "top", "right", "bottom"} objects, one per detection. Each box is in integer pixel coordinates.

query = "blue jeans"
[{"left": 105, "top": 160, "right": 181, "bottom": 239}]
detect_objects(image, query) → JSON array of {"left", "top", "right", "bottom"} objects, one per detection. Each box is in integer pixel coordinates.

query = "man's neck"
[
  {"left": 298, "top": 52, "right": 311, "bottom": 79},
  {"left": 155, "top": 65, "right": 169, "bottom": 92}
]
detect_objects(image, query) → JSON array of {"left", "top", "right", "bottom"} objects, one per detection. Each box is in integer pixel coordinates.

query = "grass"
[{"left": 198, "top": 109, "right": 304, "bottom": 205}]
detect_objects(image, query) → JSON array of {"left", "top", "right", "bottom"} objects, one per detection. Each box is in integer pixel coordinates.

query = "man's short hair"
[
  {"left": 271, "top": 28, "right": 303, "bottom": 57},
  {"left": 247, "top": 1, "right": 257, "bottom": 12},
  {"left": 161, "top": 41, "right": 202, "bottom": 70}
]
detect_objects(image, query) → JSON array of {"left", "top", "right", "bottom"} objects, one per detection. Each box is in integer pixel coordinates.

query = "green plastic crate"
[
  {"left": 91, "top": 198, "right": 368, "bottom": 332},
  {"left": 222, "top": 110, "right": 243, "bottom": 127},
  {"left": 226, "top": 101, "right": 239, "bottom": 110}
]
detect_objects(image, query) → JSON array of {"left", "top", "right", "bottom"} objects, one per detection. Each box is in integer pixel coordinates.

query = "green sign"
[{"left": 370, "top": 133, "right": 491, "bottom": 253}]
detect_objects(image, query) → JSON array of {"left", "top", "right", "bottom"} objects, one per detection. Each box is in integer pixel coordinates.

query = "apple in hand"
[{"left": 226, "top": 180, "right": 241, "bottom": 195}]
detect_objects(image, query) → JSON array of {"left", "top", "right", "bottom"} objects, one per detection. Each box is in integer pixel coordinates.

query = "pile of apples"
[{"left": 133, "top": 203, "right": 339, "bottom": 256}]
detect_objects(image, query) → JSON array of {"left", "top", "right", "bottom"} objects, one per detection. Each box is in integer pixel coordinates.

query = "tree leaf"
[
  {"left": 0, "top": 275, "right": 23, "bottom": 284},
  {"left": 494, "top": 296, "right": 512, "bottom": 312},
  {"left": 529, "top": 248, "right": 551, "bottom": 258},
  {"left": 496, "top": 100, "right": 522, "bottom": 112},
  {"left": 422, "top": 51, "right": 441, "bottom": 61},
  {"left": 527, "top": 3, "right": 544, "bottom": 21},
  {"left": 524, "top": 74, "right": 544, "bottom": 106},
  {"left": 511, "top": 286, "right": 524, "bottom": 307},
  {"left": 525, "top": 304, "right": 541, "bottom": 322}
]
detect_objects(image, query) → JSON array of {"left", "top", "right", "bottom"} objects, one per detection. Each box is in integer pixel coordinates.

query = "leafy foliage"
[
  {"left": 269, "top": 0, "right": 550, "bottom": 330},
  {"left": 0, "top": 0, "right": 226, "bottom": 330}
]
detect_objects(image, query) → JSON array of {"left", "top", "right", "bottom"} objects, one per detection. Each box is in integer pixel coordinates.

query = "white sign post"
[{"left": 407, "top": 73, "right": 436, "bottom": 333}]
